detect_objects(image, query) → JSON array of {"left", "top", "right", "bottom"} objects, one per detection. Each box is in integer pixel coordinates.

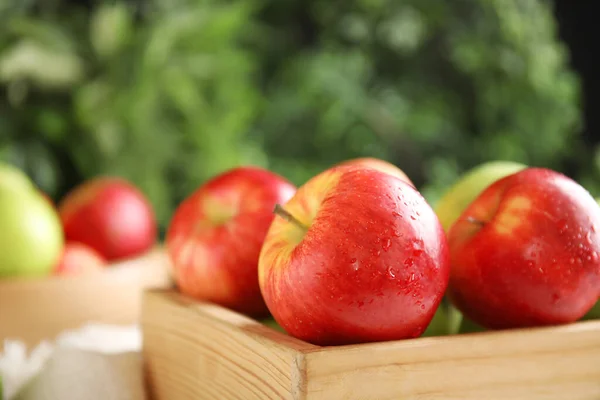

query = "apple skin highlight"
[
  {"left": 166, "top": 166, "right": 296, "bottom": 317},
  {"left": 447, "top": 168, "right": 600, "bottom": 330},
  {"left": 258, "top": 166, "right": 450, "bottom": 346}
]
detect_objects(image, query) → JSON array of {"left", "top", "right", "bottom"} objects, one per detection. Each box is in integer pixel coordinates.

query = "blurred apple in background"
[
  {"left": 334, "top": 157, "right": 414, "bottom": 187},
  {"left": 0, "top": 188, "right": 65, "bottom": 278},
  {"left": 435, "top": 160, "right": 527, "bottom": 232},
  {"left": 166, "top": 166, "right": 296, "bottom": 317},
  {"left": 258, "top": 166, "right": 450, "bottom": 346},
  {"left": 0, "top": 162, "right": 35, "bottom": 193},
  {"left": 421, "top": 298, "right": 463, "bottom": 337},
  {"left": 53, "top": 241, "right": 107, "bottom": 276},
  {"left": 58, "top": 177, "right": 157, "bottom": 262},
  {"left": 447, "top": 168, "right": 600, "bottom": 329}
]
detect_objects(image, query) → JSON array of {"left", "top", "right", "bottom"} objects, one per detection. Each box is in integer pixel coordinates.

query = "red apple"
[
  {"left": 58, "top": 177, "right": 157, "bottom": 261},
  {"left": 53, "top": 241, "right": 107, "bottom": 276},
  {"left": 258, "top": 166, "right": 450, "bottom": 346},
  {"left": 334, "top": 157, "right": 415, "bottom": 187},
  {"left": 166, "top": 166, "right": 296, "bottom": 317},
  {"left": 447, "top": 167, "right": 600, "bottom": 330}
]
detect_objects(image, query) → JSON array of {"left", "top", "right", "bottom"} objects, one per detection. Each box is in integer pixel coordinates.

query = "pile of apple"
[
  {"left": 164, "top": 158, "right": 600, "bottom": 346},
  {"left": 0, "top": 162, "right": 157, "bottom": 279}
]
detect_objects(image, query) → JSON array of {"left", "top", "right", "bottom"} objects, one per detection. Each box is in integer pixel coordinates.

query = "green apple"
[
  {"left": 434, "top": 160, "right": 527, "bottom": 232},
  {"left": 582, "top": 301, "right": 600, "bottom": 320},
  {"left": 260, "top": 316, "right": 286, "bottom": 333},
  {"left": 0, "top": 188, "right": 65, "bottom": 278},
  {"left": 422, "top": 297, "right": 463, "bottom": 337},
  {"left": 0, "top": 162, "right": 35, "bottom": 193},
  {"left": 458, "top": 315, "right": 487, "bottom": 334}
]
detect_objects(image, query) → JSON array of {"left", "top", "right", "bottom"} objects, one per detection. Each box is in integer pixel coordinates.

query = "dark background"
[{"left": 554, "top": 1, "right": 598, "bottom": 147}]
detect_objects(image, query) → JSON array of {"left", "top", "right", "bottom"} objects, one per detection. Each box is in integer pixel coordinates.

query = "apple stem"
[
  {"left": 273, "top": 204, "right": 309, "bottom": 231},
  {"left": 466, "top": 216, "right": 486, "bottom": 227}
]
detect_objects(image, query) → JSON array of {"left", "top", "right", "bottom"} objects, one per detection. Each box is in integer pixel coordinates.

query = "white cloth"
[{"left": 0, "top": 324, "right": 143, "bottom": 400}]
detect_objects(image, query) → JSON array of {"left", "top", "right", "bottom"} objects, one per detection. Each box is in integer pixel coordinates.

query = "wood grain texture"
[
  {"left": 142, "top": 290, "right": 600, "bottom": 400},
  {"left": 0, "top": 247, "right": 173, "bottom": 348},
  {"left": 142, "top": 290, "right": 316, "bottom": 400},
  {"left": 304, "top": 320, "right": 600, "bottom": 399}
]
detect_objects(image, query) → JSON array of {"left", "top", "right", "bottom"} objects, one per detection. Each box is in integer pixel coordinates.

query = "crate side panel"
[
  {"left": 303, "top": 321, "right": 600, "bottom": 400},
  {"left": 142, "top": 291, "right": 309, "bottom": 400}
]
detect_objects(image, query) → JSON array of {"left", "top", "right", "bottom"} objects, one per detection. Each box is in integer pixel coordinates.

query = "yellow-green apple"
[
  {"left": 261, "top": 316, "right": 286, "bottom": 333},
  {"left": 58, "top": 177, "right": 157, "bottom": 261},
  {"left": 166, "top": 166, "right": 296, "bottom": 317},
  {"left": 0, "top": 188, "right": 65, "bottom": 278},
  {"left": 334, "top": 157, "right": 414, "bottom": 187},
  {"left": 447, "top": 167, "right": 600, "bottom": 329},
  {"left": 435, "top": 160, "right": 526, "bottom": 232},
  {"left": 421, "top": 298, "right": 463, "bottom": 337},
  {"left": 258, "top": 166, "right": 450, "bottom": 345},
  {"left": 0, "top": 162, "right": 35, "bottom": 193},
  {"left": 53, "top": 241, "right": 107, "bottom": 276},
  {"left": 583, "top": 301, "right": 600, "bottom": 320}
]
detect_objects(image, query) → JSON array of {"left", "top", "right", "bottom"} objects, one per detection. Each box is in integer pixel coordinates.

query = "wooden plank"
[
  {"left": 0, "top": 248, "right": 173, "bottom": 348},
  {"left": 142, "top": 290, "right": 600, "bottom": 400},
  {"left": 304, "top": 320, "right": 600, "bottom": 399},
  {"left": 141, "top": 290, "right": 316, "bottom": 400}
]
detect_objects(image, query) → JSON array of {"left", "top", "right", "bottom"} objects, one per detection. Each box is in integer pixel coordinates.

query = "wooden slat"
[
  {"left": 142, "top": 290, "right": 316, "bottom": 400},
  {"left": 0, "top": 248, "right": 173, "bottom": 348},
  {"left": 142, "top": 290, "right": 600, "bottom": 400},
  {"left": 304, "top": 320, "right": 600, "bottom": 399}
]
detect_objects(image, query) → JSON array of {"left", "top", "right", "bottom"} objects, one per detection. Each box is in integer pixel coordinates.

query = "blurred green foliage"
[{"left": 0, "top": 0, "right": 594, "bottom": 233}]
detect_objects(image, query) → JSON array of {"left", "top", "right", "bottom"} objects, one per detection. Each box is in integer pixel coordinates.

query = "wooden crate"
[
  {"left": 0, "top": 248, "right": 173, "bottom": 348},
  {"left": 142, "top": 290, "right": 600, "bottom": 400}
]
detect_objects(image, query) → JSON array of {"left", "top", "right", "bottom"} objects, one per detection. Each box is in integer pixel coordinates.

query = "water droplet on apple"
[
  {"left": 387, "top": 266, "right": 396, "bottom": 278},
  {"left": 592, "top": 224, "right": 597, "bottom": 233},
  {"left": 420, "top": 304, "right": 425, "bottom": 310},
  {"left": 382, "top": 238, "right": 392, "bottom": 251},
  {"left": 578, "top": 243, "right": 584, "bottom": 249},
  {"left": 392, "top": 211, "right": 401, "bottom": 217},
  {"left": 586, "top": 231, "right": 593, "bottom": 245},
  {"left": 592, "top": 252, "right": 599, "bottom": 262},
  {"left": 410, "top": 215, "right": 416, "bottom": 220},
  {"left": 404, "top": 258, "right": 414, "bottom": 267},
  {"left": 586, "top": 255, "right": 592, "bottom": 261},
  {"left": 392, "top": 230, "right": 401, "bottom": 237},
  {"left": 410, "top": 273, "right": 416, "bottom": 282},
  {"left": 569, "top": 258, "right": 575, "bottom": 264},
  {"left": 559, "top": 222, "right": 569, "bottom": 235}
]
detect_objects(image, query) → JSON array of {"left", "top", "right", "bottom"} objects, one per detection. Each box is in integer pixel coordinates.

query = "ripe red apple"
[
  {"left": 58, "top": 177, "right": 157, "bottom": 261},
  {"left": 334, "top": 157, "right": 414, "bottom": 187},
  {"left": 166, "top": 166, "right": 296, "bottom": 317},
  {"left": 447, "top": 167, "right": 600, "bottom": 330},
  {"left": 53, "top": 241, "right": 107, "bottom": 276},
  {"left": 258, "top": 166, "right": 450, "bottom": 346}
]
